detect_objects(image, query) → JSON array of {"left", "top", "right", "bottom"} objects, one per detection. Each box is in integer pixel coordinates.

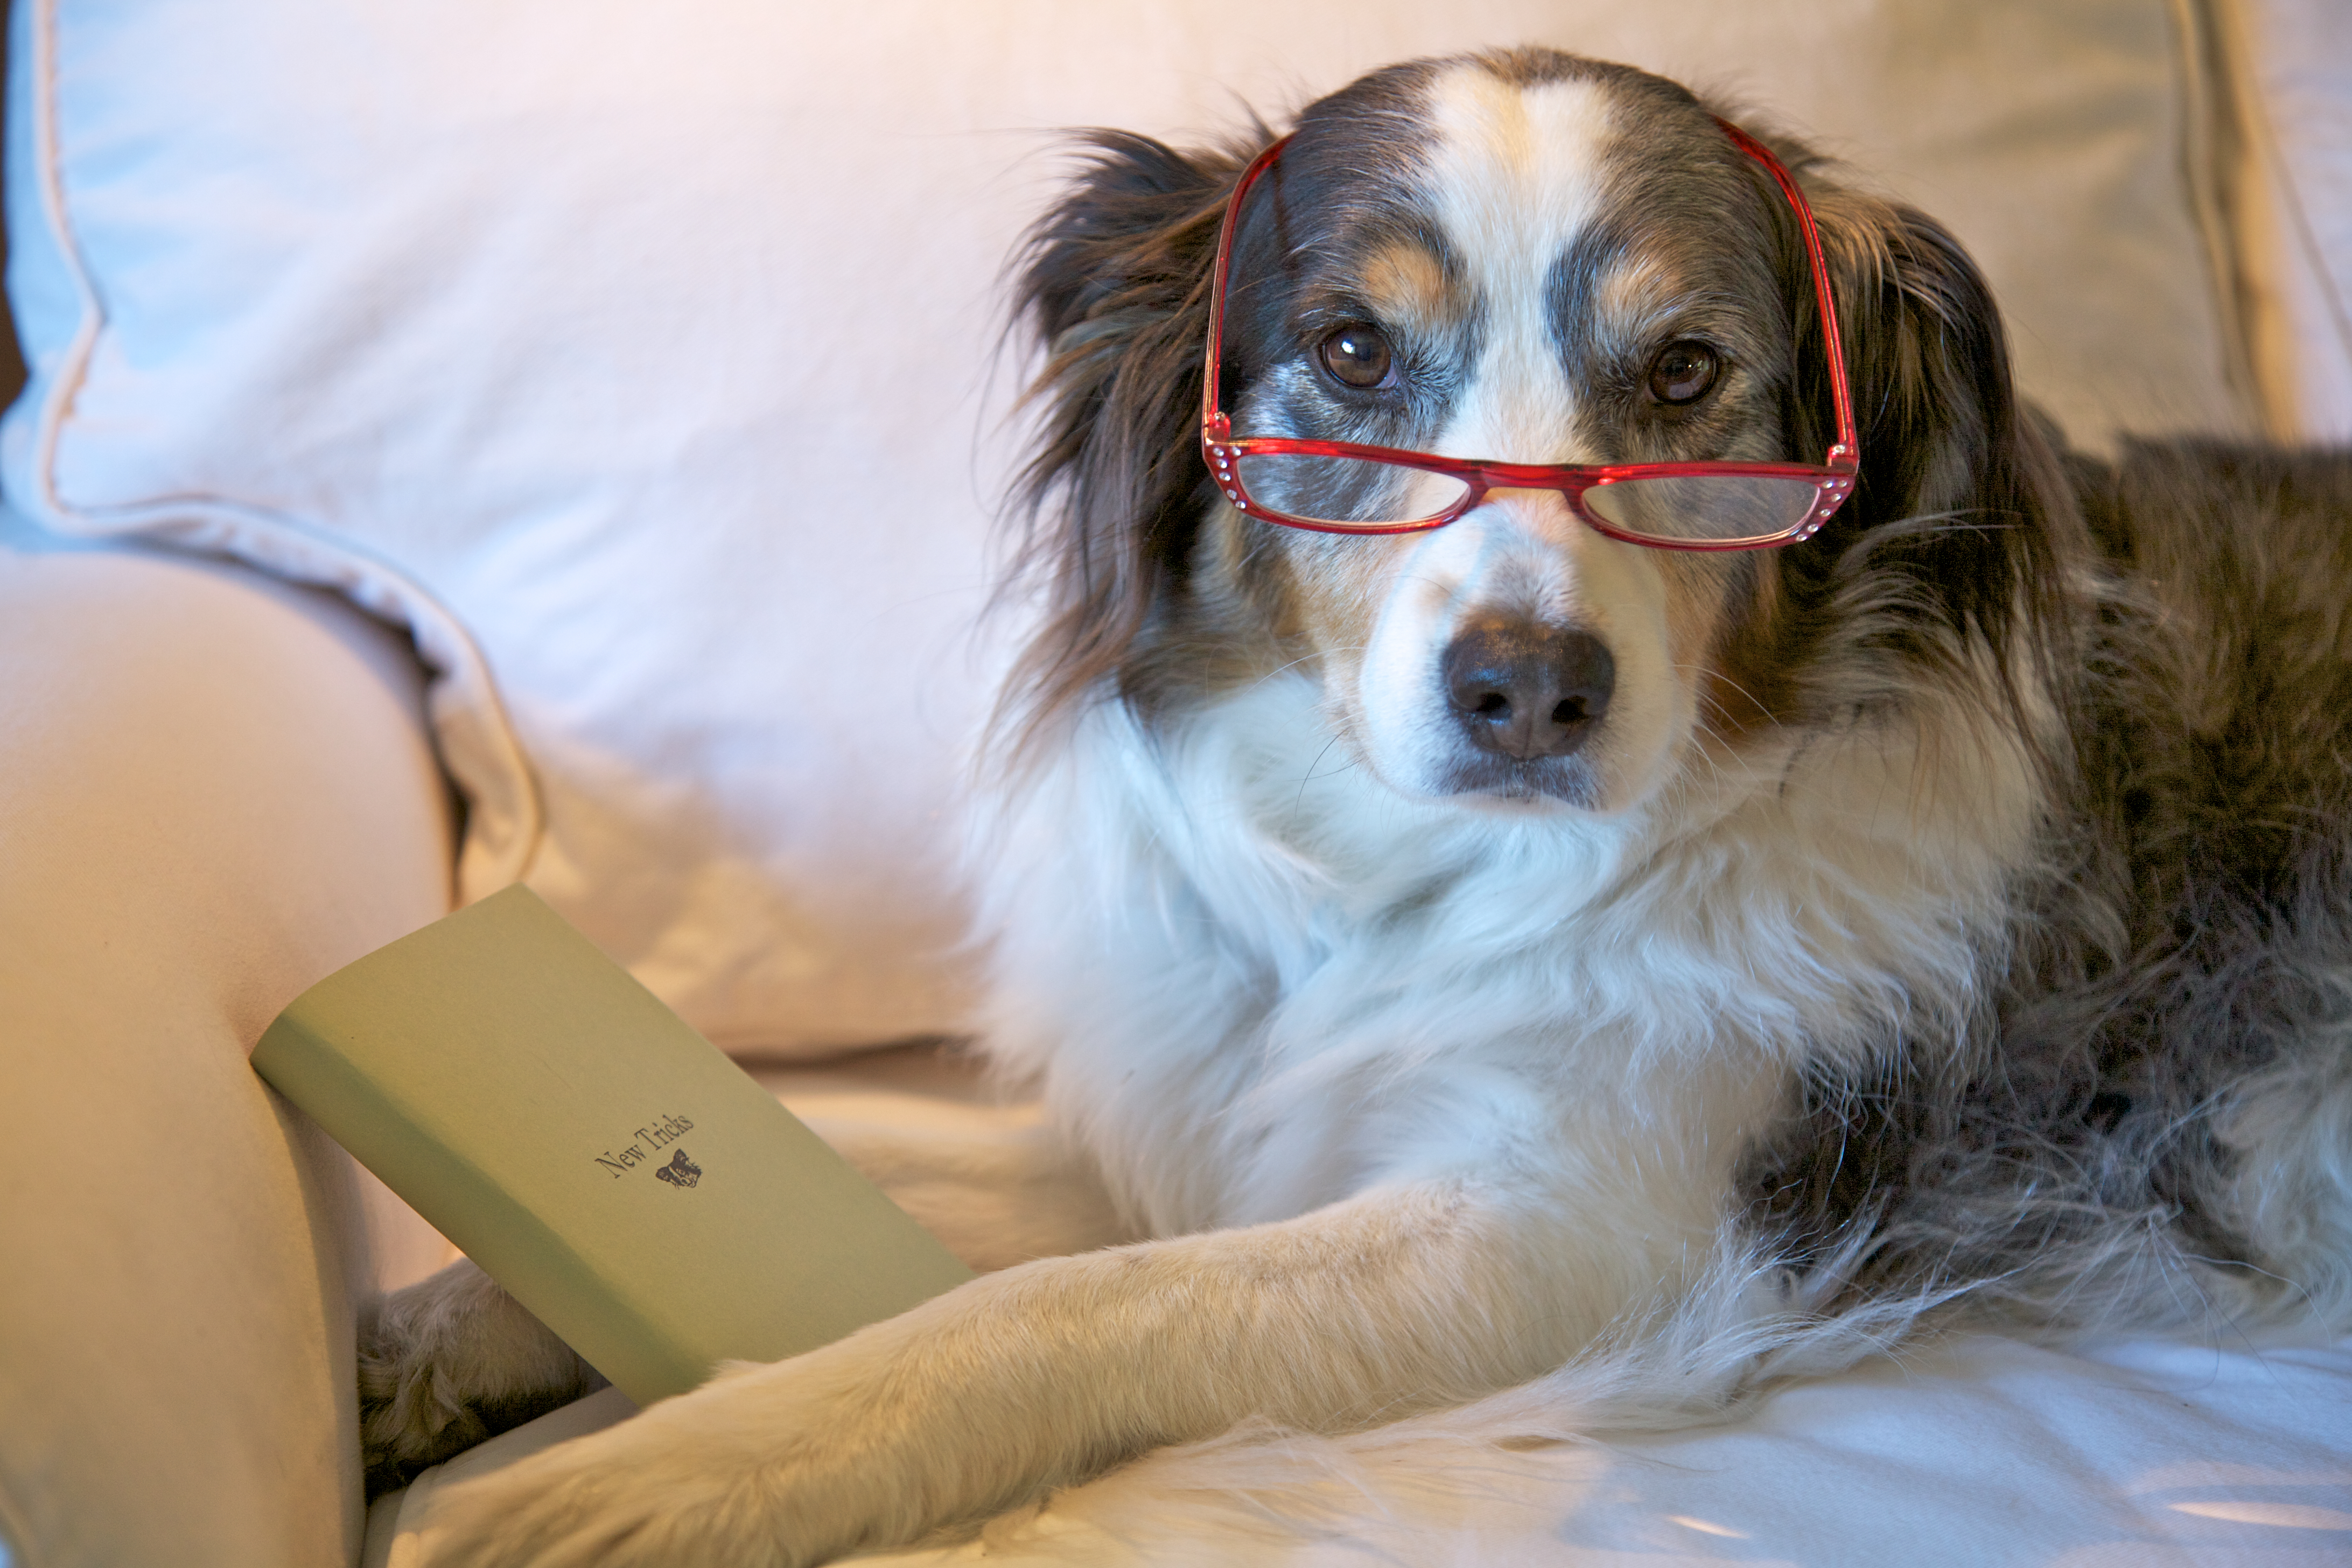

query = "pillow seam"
[{"left": 10, "top": 0, "right": 542, "bottom": 902}]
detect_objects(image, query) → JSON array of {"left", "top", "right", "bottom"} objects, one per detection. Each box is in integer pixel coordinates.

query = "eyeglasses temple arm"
[
  {"left": 1201, "top": 136, "right": 1292, "bottom": 446},
  {"left": 1714, "top": 119, "right": 1860, "bottom": 473}
]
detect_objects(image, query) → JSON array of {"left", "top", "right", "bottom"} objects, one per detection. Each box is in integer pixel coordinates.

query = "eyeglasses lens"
[
  {"left": 1232, "top": 453, "right": 1472, "bottom": 529},
  {"left": 1580, "top": 474, "right": 1823, "bottom": 543},
  {"left": 1233, "top": 453, "right": 1822, "bottom": 543}
]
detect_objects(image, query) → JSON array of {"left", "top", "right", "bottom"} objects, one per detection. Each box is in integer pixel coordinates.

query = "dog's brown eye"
[
  {"left": 1646, "top": 341, "right": 1719, "bottom": 405},
  {"left": 1319, "top": 325, "right": 1394, "bottom": 390}
]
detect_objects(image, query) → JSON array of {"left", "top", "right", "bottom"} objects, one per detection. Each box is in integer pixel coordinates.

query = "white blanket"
[{"left": 367, "top": 1053, "right": 2352, "bottom": 1567}]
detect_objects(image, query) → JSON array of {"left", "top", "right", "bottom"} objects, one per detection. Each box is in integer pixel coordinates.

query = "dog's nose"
[{"left": 1442, "top": 618, "right": 1615, "bottom": 760}]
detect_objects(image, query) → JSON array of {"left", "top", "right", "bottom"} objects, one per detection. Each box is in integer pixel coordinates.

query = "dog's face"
[
  {"left": 1206, "top": 56, "right": 1802, "bottom": 814},
  {"left": 1016, "top": 48, "right": 2052, "bottom": 818}
]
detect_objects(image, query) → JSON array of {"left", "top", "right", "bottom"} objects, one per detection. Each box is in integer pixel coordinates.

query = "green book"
[{"left": 251, "top": 885, "right": 975, "bottom": 1406}]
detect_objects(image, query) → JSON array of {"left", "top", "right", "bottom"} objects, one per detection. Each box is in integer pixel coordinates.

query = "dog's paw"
[
  {"left": 416, "top": 1272, "right": 1064, "bottom": 1565},
  {"left": 414, "top": 1374, "right": 815, "bottom": 1568},
  {"left": 359, "top": 1259, "right": 605, "bottom": 1499},
  {"left": 412, "top": 1345, "right": 978, "bottom": 1568}
]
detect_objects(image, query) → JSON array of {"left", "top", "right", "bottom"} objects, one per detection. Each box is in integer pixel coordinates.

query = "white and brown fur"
[{"left": 382, "top": 49, "right": 2352, "bottom": 1566}]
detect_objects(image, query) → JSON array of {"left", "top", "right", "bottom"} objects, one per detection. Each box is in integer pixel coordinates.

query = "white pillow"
[{"left": 2, "top": 0, "right": 2255, "bottom": 1053}]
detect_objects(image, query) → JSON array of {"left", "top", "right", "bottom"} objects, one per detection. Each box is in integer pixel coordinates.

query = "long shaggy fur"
[{"left": 1745, "top": 440, "right": 2352, "bottom": 1332}]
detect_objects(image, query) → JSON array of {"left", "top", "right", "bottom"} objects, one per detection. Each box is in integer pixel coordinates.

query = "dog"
[{"left": 374, "top": 47, "right": 2352, "bottom": 1566}]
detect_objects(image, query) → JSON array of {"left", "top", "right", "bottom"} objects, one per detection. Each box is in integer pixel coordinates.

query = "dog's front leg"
[{"left": 417, "top": 1178, "right": 1629, "bottom": 1568}]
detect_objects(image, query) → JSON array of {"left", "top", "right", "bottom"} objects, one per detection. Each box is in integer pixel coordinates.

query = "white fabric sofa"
[{"left": 4, "top": 2, "right": 2351, "bottom": 1564}]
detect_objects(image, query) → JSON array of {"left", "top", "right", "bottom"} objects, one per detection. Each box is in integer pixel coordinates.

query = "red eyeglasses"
[{"left": 1199, "top": 118, "right": 1859, "bottom": 549}]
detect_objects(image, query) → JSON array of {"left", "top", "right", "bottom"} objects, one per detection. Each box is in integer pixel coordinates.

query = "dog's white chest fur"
[{"left": 979, "top": 667, "right": 2035, "bottom": 1240}]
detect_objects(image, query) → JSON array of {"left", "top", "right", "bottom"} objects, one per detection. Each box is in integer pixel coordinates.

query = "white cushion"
[{"left": 1, "top": 0, "right": 2255, "bottom": 1053}]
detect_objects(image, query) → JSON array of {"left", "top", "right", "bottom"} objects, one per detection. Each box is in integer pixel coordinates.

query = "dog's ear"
[
  {"left": 999, "top": 131, "right": 1258, "bottom": 747},
  {"left": 1759, "top": 139, "right": 2083, "bottom": 716}
]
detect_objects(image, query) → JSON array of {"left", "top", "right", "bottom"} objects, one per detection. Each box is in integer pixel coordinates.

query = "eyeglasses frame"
[{"left": 1198, "top": 117, "right": 1861, "bottom": 549}]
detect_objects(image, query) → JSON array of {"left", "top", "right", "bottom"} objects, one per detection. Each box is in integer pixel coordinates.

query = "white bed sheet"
[{"left": 366, "top": 1051, "right": 2352, "bottom": 1568}]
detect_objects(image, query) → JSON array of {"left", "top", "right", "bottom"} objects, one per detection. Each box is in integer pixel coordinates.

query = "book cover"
[{"left": 252, "top": 885, "right": 975, "bottom": 1407}]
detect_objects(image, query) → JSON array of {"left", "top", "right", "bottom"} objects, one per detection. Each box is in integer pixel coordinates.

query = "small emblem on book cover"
[{"left": 653, "top": 1149, "right": 703, "bottom": 1189}]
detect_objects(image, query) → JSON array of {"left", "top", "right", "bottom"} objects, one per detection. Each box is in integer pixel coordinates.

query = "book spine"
[{"left": 253, "top": 1011, "right": 707, "bottom": 1405}]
